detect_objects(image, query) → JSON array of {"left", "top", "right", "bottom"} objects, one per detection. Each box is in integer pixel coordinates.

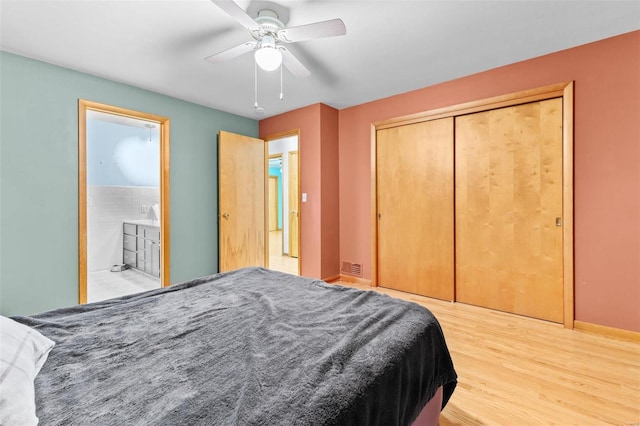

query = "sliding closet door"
[
  {"left": 377, "top": 117, "right": 454, "bottom": 300},
  {"left": 455, "top": 98, "right": 563, "bottom": 322}
]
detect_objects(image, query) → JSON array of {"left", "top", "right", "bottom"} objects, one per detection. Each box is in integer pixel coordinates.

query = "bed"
[{"left": 3, "top": 267, "right": 457, "bottom": 425}]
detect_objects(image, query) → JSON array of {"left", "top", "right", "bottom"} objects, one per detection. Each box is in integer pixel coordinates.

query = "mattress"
[{"left": 15, "top": 267, "right": 457, "bottom": 425}]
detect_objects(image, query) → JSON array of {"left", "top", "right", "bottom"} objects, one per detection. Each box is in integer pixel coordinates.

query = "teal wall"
[{"left": 0, "top": 52, "right": 258, "bottom": 316}]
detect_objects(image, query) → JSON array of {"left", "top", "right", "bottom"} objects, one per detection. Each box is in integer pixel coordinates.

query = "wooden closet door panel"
[
  {"left": 377, "top": 117, "right": 454, "bottom": 300},
  {"left": 455, "top": 98, "right": 563, "bottom": 322}
]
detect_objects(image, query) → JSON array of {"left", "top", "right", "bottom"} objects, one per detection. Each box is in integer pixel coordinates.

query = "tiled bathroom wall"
[{"left": 87, "top": 185, "right": 160, "bottom": 272}]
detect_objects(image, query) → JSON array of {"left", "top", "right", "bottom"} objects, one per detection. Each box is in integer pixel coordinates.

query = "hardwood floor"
[
  {"left": 335, "top": 281, "right": 640, "bottom": 425},
  {"left": 268, "top": 230, "right": 298, "bottom": 275}
]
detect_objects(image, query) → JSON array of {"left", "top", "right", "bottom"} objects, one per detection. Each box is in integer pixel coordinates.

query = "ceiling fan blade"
[
  {"left": 278, "top": 18, "right": 346, "bottom": 43},
  {"left": 205, "top": 41, "right": 256, "bottom": 64},
  {"left": 280, "top": 47, "right": 311, "bottom": 78},
  {"left": 210, "top": 0, "right": 259, "bottom": 31}
]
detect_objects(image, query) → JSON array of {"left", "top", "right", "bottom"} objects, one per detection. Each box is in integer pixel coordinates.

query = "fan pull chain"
[
  {"left": 254, "top": 61, "right": 259, "bottom": 109},
  {"left": 280, "top": 64, "right": 284, "bottom": 101}
]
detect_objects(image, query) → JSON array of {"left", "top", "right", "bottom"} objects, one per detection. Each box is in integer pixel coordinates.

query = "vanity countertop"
[{"left": 124, "top": 219, "right": 160, "bottom": 228}]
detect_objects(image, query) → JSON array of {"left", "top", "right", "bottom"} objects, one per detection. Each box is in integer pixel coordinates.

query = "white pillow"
[{"left": 0, "top": 315, "right": 55, "bottom": 426}]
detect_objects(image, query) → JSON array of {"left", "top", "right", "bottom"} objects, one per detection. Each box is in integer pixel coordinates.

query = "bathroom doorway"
[
  {"left": 266, "top": 134, "right": 299, "bottom": 275},
  {"left": 78, "top": 100, "right": 170, "bottom": 303}
]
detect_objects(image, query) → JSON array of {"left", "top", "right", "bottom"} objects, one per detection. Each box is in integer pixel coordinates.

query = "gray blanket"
[{"left": 16, "top": 267, "right": 457, "bottom": 425}]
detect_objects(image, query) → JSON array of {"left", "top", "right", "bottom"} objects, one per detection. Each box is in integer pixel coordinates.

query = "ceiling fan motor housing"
[{"left": 253, "top": 9, "right": 285, "bottom": 39}]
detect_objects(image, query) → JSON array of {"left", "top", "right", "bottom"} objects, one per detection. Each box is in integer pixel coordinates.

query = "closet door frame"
[{"left": 370, "top": 81, "right": 574, "bottom": 328}]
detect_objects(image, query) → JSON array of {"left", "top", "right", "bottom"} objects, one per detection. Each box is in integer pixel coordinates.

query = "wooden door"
[
  {"left": 268, "top": 176, "right": 278, "bottom": 231},
  {"left": 455, "top": 98, "right": 563, "bottom": 322},
  {"left": 377, "top": 117, "right": 454, "bottom": 300},
  {"left": 218, "top": 131, "right": 266, "bottom": 272},
  {"left": 288, "top": 151, "right": 299, "bottom": 258}
]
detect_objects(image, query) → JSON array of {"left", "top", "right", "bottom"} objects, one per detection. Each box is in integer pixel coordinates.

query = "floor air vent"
[{"left": 341, "top": 261, "right": 362, "bottom": 277}]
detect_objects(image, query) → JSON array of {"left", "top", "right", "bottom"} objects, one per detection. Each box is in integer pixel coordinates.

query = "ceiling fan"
[{"left": 206, "top": 0, "right": 347, "bottom": 77}]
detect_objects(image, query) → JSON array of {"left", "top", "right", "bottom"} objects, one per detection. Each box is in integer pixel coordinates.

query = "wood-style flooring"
[
  {"left": 335, "top": 281, "right": 640, "bottom": 425},
  {"left": 268, "top": 230, "right": 299, "bottom": 275}
]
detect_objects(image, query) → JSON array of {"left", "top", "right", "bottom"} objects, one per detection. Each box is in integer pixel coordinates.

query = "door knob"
[{"left": 222, "top": 213, "right": 230, "bottom": 219}]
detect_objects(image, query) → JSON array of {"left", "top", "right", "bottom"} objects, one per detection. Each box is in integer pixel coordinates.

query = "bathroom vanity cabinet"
[{"left": 123, "top": 221, "right": 160, "bottom": 278}]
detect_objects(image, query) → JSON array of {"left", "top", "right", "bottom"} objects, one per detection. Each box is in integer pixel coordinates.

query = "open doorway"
[
  {"left": 78, "top": 100, "right": 170, "bottom": 303},
  {"left": 267, "top": 134, "right": 299, "bottom": 275}
]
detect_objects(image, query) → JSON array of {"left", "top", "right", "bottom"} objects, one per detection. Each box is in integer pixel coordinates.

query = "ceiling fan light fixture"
[
  {"left": 255, "top": 36, "right": 282, "bottom": 71},
  {"left": 255, "top": 47, "right": 282, "bottom": 71}
]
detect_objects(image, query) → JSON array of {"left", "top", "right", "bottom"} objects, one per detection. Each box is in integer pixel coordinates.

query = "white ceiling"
[{"left": 1, "top": 0, "right": 638, "bottom": 120}]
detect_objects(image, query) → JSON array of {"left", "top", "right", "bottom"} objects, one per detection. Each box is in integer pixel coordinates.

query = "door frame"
[
  {"left": 268, "top": 153, "right": 284, "bottom": 238},
  {"left": 264, "top": 129, "right": 301, "bottom": 275},
  {"left": 78, "top": 99, "right": 171, "bottom": 304},
  {"left": 287, "top": 150, "right": 300, "bottom": 259},
  {"left": 370, "top": 81, "right": 575, "bottom": 328},
  {"left": 268, "top": 175, "right": 280, "bottom": 232}
]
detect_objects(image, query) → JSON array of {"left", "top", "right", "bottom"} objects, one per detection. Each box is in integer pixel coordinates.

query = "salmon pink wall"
[
  {"left": 319, "top": 104, "right": 340, "bottom": 279},
  {"left": 259, "top": 103, "right": 340, "bottom": 279},
  {"left": 338, "top": 31, "right": 640, "bottom": 332}
]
